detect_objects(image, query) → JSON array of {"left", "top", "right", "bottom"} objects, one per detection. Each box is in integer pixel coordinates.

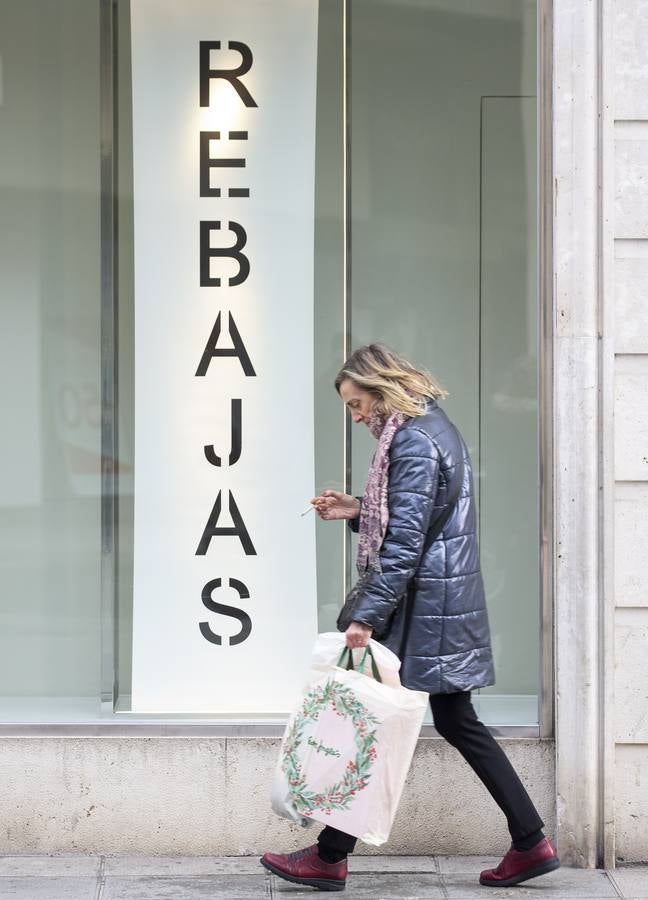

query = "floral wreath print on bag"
[{"left": 281, "top": 678, "right": 380, "bottom": 816}]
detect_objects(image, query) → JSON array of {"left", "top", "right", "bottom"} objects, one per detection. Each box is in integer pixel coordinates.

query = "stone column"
[{"left": 553, "top": 0, "right": 615, "bottom": 869}]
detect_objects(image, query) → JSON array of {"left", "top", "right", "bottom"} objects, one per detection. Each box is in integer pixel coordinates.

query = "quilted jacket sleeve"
[{"left": 348, "top": 426, "right": 441, "bottom": 634}]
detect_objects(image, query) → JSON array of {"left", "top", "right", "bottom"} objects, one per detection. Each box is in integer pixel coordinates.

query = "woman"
[{"left": 262, "top": 344, "right": 559, "bottom": 892}]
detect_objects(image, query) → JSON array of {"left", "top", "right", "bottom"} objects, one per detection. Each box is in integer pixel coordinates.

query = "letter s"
[{"left": 199, "top": 577, "right": 252, "bottom": 646}]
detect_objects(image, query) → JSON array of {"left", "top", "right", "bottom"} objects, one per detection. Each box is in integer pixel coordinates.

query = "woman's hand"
[
  {"left": 345, "top": 621, "right": 373, "bottom": 648},
  {"left": 311, "top": 490, "right": 361, "bottom": 521}
]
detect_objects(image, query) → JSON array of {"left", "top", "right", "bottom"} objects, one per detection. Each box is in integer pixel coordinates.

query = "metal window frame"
[
  {"left": 99, "top": 0, "right": 119, "bottom": 717},
  {"left": 538, "top": 0, "right": 554, "bottom": 741},
  {"left": 0, "top": 0, "right": 553, "bottom": 740}
]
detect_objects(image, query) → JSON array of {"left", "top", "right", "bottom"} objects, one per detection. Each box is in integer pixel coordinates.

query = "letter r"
[{"left": 200, "top": 41, "right": 258, "bottom": 108}]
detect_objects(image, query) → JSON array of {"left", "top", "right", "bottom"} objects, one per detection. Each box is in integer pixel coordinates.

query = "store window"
[
  {"left": 0, "top": 0, "right": 102, "bottom": 722},
  {"left": 0, "top": 0, "right": 542, "bottom": 726},
  {"left": 346, "top": 0, "right": 541, "bottom": 726}
]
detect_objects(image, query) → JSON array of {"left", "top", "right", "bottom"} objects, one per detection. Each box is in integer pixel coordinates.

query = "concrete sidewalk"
[{"left": 0, "top": 855, "right": 645, "bottom": 899}]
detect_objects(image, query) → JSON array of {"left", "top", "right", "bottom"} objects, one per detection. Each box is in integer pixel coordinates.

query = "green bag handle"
[{"left": 336, "top": 646, "right": 382, "bottom": 683}]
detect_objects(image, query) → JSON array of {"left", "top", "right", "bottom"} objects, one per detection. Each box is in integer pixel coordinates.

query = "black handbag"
[{"left": 337, "top": 428, "right": 465, "bottom": 654}]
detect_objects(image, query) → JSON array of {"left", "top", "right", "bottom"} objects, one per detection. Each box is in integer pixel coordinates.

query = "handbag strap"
[
  {"left": 398, "top": 430, "right": 465, "bottom": 660},
  {"left": 336, "top": 646, "right": 382, "bottom": 683}
]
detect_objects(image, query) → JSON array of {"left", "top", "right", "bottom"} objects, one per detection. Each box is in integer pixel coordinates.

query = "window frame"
[{"left": 0, "top": 0, "right": 553, "bottom": 738}]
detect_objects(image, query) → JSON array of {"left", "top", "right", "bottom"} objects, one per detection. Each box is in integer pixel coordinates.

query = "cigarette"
[{"left": 300, "top": 505, "right": 315, "bottom": 517}]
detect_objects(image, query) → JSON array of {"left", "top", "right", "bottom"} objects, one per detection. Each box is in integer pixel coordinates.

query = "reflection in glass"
[
  {"left": 349, "top": 0, "right": 538, "bottom": 724},
  {"left": 0, "top": 0, "right": 102, "bottom": 721},
  {"left": 0, "top": 0, "right": 540, "bottom": 726}
]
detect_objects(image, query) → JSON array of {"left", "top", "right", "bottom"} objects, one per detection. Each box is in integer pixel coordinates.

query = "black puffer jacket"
[{"left": 346, "top": 400, "right": 495, "bottom": 695}]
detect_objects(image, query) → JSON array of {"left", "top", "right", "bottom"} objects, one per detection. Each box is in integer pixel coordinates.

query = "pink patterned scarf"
[{"left": 356, "top": 408, "right": 408, "bottom": 573}]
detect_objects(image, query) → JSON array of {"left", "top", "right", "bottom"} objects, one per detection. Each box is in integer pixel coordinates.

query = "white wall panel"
[
  {"left": 614, "top": 355, "right": 648, "bottom": 481},
  {"left": 615, "top": 743, "right": 648, "bottom": 862},
  {"left": 615, "top": 482, "right": 648, "bottom": 607},
  {"left": 616, "top": 139, "right": 648, "bottom": 239},
  {"left": 615, "top": 0, "right": 648, "bottom": 120},
  {"left": 615, "top": 608, "right": 648, "bottom": 741},
  {"left": 615, "top": 252, "right": 648, "bottom": 353}
]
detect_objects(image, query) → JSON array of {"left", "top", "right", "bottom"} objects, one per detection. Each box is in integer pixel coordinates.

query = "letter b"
[{"left": 200, "top": 220, "right": 250, "bottom": 287}]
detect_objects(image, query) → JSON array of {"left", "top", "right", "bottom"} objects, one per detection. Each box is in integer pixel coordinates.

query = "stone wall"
[
  {"left": 0, "top": 737, "right": 555, "bottom": 856},
  {"left": 612, "top": 0, "right": 648, "bottom": 865}
]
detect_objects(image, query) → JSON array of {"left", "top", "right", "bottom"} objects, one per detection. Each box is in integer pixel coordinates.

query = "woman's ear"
[{"left": 372, "top": 394, "right": 386, "bottom": 416}]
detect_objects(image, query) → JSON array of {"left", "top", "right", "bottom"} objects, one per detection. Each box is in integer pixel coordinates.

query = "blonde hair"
[{"left": 334, "top": 344, "right": 448, "bottom": 418}]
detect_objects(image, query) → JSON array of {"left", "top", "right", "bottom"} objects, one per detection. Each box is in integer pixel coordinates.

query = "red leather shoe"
[
  {"left": 480, "top": 837, "right": 560, "bottom": 887},
  {"left": 260, "top": 844, "right": 347, "bottom": 891}
]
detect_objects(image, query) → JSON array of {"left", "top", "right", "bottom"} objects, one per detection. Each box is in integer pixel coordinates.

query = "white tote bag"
[{"left": 271, "top": 633, "right": 428, "bottom": 846}]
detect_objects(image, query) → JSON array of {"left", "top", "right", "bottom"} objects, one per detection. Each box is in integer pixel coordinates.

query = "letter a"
[
  {"left": 196, "top": 312, "right": 256, "bottom": 377},
  {"left": 195, "top": 490, "right": 256, "bottom": 556}
]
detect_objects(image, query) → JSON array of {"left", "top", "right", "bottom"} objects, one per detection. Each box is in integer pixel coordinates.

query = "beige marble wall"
[
  {"left": 553, "top": 0, "right": 610, "bottom": 869},
  {"left": 0, "top": 737, "right": 555, "bottom": 856},
  {"left": 612, "top": 0, "right": 648, "bottom": 866},
  {"left": 554, "top": 0, "right": 648, "bottom": 868}
]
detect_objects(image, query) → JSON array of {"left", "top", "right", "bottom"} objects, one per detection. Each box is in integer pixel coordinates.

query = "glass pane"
[
  {"left": 313, "top": 1, "right": 345, "bottom": 633},
  {"left": 115, "top": 0, "right": 136, "bottom": 711},
  {"left": 113, "top": 0, "right": 346, "bottom": 712},
  {"left": 0, "top": 0, "right": 102, "bottom": 721},
  {"left": 349, "top": 0, "right": 538, "bottom": 725},
  {"left": 0, "top": 0, "right": 540, "bottom": 724},
  {"left": 480, "top": 95, "right": 538, "bottom": 715}
]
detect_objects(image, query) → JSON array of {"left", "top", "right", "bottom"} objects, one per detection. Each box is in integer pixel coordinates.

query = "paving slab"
[
  {"left": 609, "top": 866, "right": 648, "bottom": 898},
  {"left": 103, "top": 855, "right": 262, "bottom": 876},
  {"left": 0, "top": 857, "right": 101, "bottom": 877},
  {"left": 101, "top": 874, "right": 270, "bottom": 899},
  {"left": 350, "top": 856, "right": 438, "bottom": 873},
  {"left": 271, "top": 872, "right": 444, "bottom": 898},
  {"left": 436, "top": 855, "right": 500, "bottom": 875},
  {"left": 0, "top": 877, "right": 97, "bottom": 900},
  {"left": 442, "top": 868, "right": 619, "bottom": 899},
  {"left": 0, "top": 855, "right": 634, "bottom": 899}
]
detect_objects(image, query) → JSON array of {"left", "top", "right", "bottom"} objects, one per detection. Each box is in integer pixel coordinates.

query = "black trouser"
[{"left": 318, "top": 691, "right": 545, "bottom": 858}]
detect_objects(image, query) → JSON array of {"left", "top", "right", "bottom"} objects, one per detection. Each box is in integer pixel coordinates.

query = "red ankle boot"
[
  {"left": 260, "top": 843, "right": 347, "bottom": 891},
  {"left": 480, "top": 837, "right": 560, "bottom": 887}
]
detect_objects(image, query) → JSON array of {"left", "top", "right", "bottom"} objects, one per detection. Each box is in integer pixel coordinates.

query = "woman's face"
[{"left": 338, "top": 378, "right": 377, "bottom": 426}]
